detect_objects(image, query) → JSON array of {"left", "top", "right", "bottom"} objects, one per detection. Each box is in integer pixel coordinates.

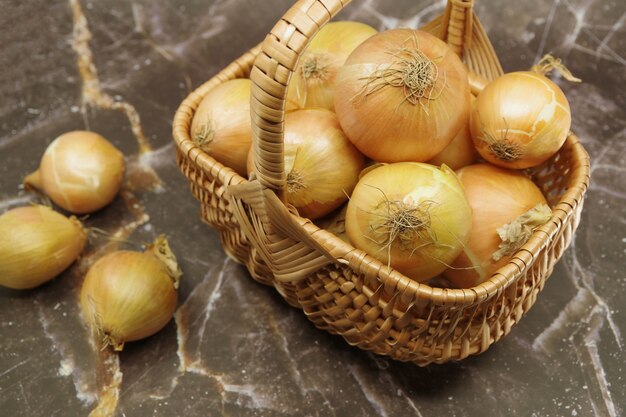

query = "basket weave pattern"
[{"left": 173, "top": 0, "right": 590, "bottom": 365}]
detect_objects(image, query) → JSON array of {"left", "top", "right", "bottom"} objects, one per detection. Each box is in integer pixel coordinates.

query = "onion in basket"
[
  {"left": 334, "top": 29, "right": 470, "bottom": 163},
  {"left": 470, "top": 55, "right": 579, "bottom": 169},
  {"left": 345, "top": 162, "right": 472, "bottom": 282},
  {"left": 190, "top": 78, "right": 251, "bottom": 177},
  {"left": 427, "top": 95, "right": 476, "bottom": 170},
  {"left": 444, "top": 164, "right": 552, "bottom": 288},
  {"left": 286, "top": 21, "right": 377, "bottom": 111},
  {"left": 24, "top": 131, "right": 125, "bottom": 214},
  {"left": 247, "top": 109, "right": 364, "bottom": 220}
]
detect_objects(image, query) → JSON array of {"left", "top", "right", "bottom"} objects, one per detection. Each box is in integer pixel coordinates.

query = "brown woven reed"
[{"left": 172, "top": 0, "right": 590, "bottom": 365}]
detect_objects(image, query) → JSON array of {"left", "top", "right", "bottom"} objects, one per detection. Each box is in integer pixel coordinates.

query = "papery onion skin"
[
  {"left": 247, "top": 109, "right": 364, "bottom": 220},
  {"left": 444, "top": 164, "right": 549, "bottom": 288},
  {"left": 0, "top": 205, "right": 87, "bottom": 289},
  {"left": 345, "top": 162, "right": 472, "bottom": 282},
  {"left": 24, "top": 131, "right": 125, "bottom": 214},
  {"left": 191, "top": 78, "right": 252, "bottom": 176},
  {"left": 427, "top": 95, "right": 476, "bottom": 170},
  {"left": 470, "top": 71, "right": 572, "bottom": 169},
  {"left": 286, "top": 21, "right": 377, "bottom": 111},
  {"left": 334, "top": 29, "right": 471, "bottom": 162},
  {"left": 80, "top": 244, "right": 179, "bottom": 351}
]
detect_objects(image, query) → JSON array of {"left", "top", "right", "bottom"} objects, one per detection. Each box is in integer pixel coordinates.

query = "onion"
[
  {"left": 24, "top": 131, "right": 125, "bottom": 214},
  {"left": 190, "top": 78, "right": 251, "bottom": 176},
  {"left": 247, "top": 109, "right": 364, "bottom": 220},
  {"left": 470, "top": 71, "right": 572, "bottom": 169},
  {"left": 427, "top": 95, "right": 476, "bottom": 170},
  {"left": 334, "top": 29, "right": 470, "bottom": 162},
  {"left": 80, "top": 236, "right": 181, "bottom": 351},
  {"left": 444, "top": 164, "right": 552, "bottom": 288},
  {"left": 0, "top": 205, "right": 87, "bottom": 289},
  {"left": 286, "top": 21, "right": 377, "bottom": 111},
  {"left": 345, "top": 163, "right": 472, "bottom": 282}
]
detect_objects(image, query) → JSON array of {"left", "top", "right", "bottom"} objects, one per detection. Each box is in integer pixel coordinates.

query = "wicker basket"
[{"left": 172, "top": 0, "right": 590, "bottom": 365}]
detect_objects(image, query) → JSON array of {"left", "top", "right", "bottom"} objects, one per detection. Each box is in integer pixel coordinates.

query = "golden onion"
[
  {"left": 444, "top": 164, "right": 552, "bottom": 288},
  {"left": 190, "top": 78, "right": 252, "bottom": 176},
  {"left": 470, "top": 71, "right": 572, "bottom": 169},
  {"left": 24, "top": 131, "right": 125, "bottom": 214},
  {"left": 0, "top": 205, "right": 87, "bottom": 289},
  {"left": 345, "top": 163, "right": 471, "bottom": 282},
  {"left": 286, "top": 21, "right": 377, "bottom": 111},
  {"left": 247, "top": 109, "right": 364, "bottom": 220},
  {"left": 334, "top": 29, "right": 470, "bottom": 162},
  {"left": 80, "top": 236, "right": 181, "bottom": 351}
]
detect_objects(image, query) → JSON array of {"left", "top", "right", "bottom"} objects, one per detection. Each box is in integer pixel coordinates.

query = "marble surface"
[{"left": 0, "top": 0, "right": 624, "bottom": 416}]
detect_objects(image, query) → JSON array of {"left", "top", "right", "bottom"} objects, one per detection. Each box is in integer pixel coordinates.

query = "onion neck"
[
  {"left": 147, "top": 235, "right": 182, "bottom": 289},
  {"left": 531, "top": 54, "right": 581, "bottom": 82},
  {"left": 492, "top": 203, "right": 552, "bottom": 261},
  {"left": 24, "top": 169, "right": 43, "bottom": 191}
]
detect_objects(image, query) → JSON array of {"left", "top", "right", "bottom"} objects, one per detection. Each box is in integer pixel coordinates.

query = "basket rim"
[{"left": 172, "top": 18, "right": 590, "bottom": 309}]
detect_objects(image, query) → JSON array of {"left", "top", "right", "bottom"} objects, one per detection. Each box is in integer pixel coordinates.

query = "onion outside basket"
[{"left": 172, "top": 0, "right": 590, "bottom": 366}]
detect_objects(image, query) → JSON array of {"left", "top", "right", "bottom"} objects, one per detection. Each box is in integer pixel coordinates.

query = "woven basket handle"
[{"left": 249, "top": 0, "right": 475, "bottom": 197}]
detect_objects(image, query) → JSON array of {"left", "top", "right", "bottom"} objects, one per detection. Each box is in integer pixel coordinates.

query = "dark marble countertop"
[{"left": 1, "top": 0, "right": 625, "bottom": 416}]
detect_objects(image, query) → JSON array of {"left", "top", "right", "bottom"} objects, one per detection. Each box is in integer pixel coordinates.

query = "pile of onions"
[
  {"left": 190, "top": 78, "right": 252, "bottom": 176},
  {"left": 345, "top": 163, "right": 472, "bottom": 281},
  {"left": 0, "top": 205, "right": 87, "bottom": 289},
  {"left": 470, "top": 71, "right": 572, "bottom": 169},
  {"left": 24, "top": 131, "right": 125, "bottom": 214},
  {"left": 80, "top": 236, "right": 181, "bottom": 351},
  {"left": 444, "top": 164, "right": 552, "bottom": 288},
  {"left": 248, "top": 109, "right": 364, "bottom": 220},
  {"left": 334, "top": 29, "right": 470, "bottom": 162},
  {"left": 286, "top": 21, "right": 377, "bottom": 111}
]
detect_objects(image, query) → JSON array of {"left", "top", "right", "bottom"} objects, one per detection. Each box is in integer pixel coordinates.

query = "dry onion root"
[
  {"left": 190, "top": 78, "right": 252, "bottom": 177},
  {"left": 345, "top": 163, "right": 472, "bottom": 282},
  {"left": 24, "top": 131, "right": 125, "bottom": 214},
  {"left": 286, "top": 21, "right": 377, "bottom": 111},
  {"left": 334, "top": 29, "right": 471, "bottom": 162},
  {"left": 0, "top": 205, "right": 87, "bottom": 289},
  {"left": 470, "top": 54, "right": 580, "bottom": 169},
  {"left": 444, "top": 164, "right": 552, "bottom": 288},
  {"left": 80, "top": 235, "right": 181, "bottom": 351}
]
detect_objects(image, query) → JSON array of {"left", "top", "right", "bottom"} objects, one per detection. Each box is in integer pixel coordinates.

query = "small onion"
[
  {"left": 190, "top": 78, "right": 251, "bottom": 176},
  {"left": 345, "top": 163, "right": 472, "bottom": 282},
  {"left": 427, "top": 94, "right": 476, "bottom": 170},
  {"left": 444, "top": 164, "right": 552, "bottom": 288},
  {"left": 80, "top": 236, "right": 181, "bottom": 351},
  {"left": 334, "top": 29, "right": 470, "bottom": 162},
  {"left": 24, "top": 131, "right": 125, "bottom": 214},
  {"left": 470, "top": 71, "right": 572, "bottom": 169},
  {"left": 286, "top": 21, "right": 377, "bottom": 111},
  {"left": 247, "top": 109, "right": 364, "bottom": 220},
  {"left": 0, "top": 205, "right": 87, "bottom": 289}
]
